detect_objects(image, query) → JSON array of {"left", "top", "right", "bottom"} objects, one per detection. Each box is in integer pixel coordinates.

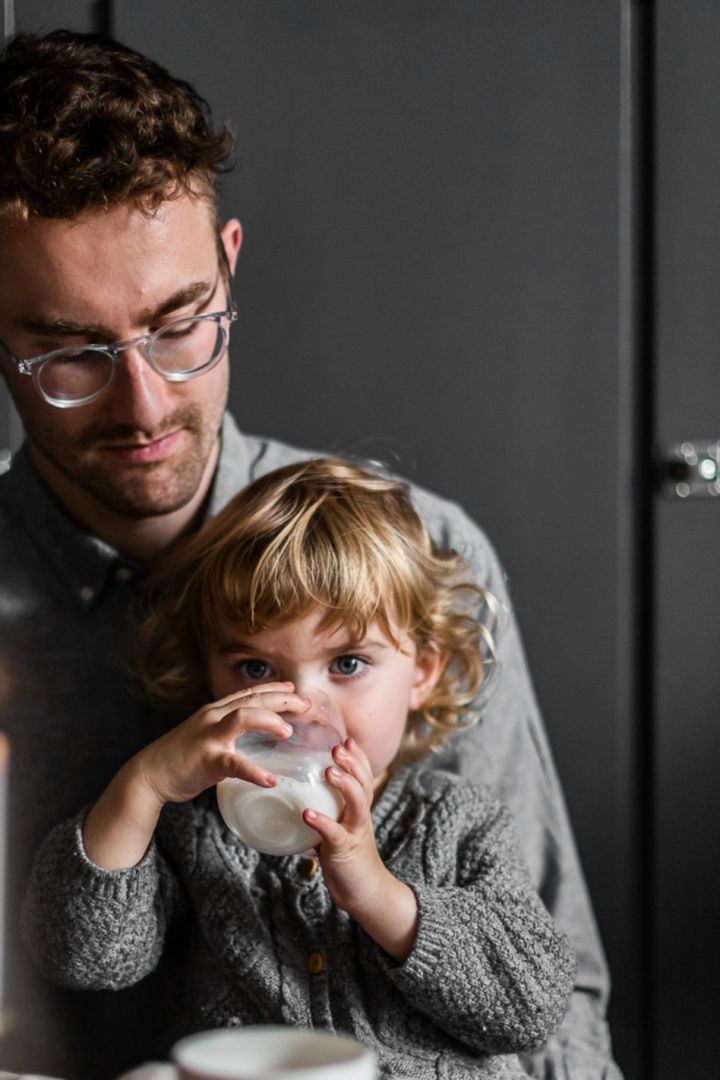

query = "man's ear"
[
  {"left": 219, "top": 218, "right": 243, "bottom": 277},
  {"left": 409, "top": 647, "right": 448, "bottom": 711}
]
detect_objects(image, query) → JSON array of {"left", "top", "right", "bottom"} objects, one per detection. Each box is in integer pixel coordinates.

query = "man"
[{"left": 0, "top": 30, "right": 621, "bottom": 1080}]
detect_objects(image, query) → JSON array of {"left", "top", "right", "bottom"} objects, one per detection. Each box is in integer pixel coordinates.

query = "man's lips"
[{"left": 98, "top": 429, "right": 183, "bottom": 463}]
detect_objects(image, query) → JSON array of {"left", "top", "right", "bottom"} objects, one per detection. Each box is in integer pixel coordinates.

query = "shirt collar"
[
  {"left": 2, "top": 446, "right": 119, "bottom": 608},
  {"left": 207, "top": 412, "right": 252, "bottom": 517}
]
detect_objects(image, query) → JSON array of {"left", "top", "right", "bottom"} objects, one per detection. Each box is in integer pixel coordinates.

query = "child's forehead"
[{"left": 211, "top": 606, "right": 406, "bottom": 653}]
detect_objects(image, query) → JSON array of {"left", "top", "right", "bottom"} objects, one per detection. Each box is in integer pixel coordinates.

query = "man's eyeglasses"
[{"left": 0, "top": 295, "right": 238, "bottom": 410}]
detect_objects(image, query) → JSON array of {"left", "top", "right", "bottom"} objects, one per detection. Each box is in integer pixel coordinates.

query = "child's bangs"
[{"left": 197, "top": 509, "right": 412, "bottom": 647}]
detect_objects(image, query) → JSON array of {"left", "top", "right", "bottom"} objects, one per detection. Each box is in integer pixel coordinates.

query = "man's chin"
[
  {"left": 27, "top": 422, "right": 221, "bottom": 523},
  {"left": 84, "top": 479, "right": 203, "bottom": 520}
]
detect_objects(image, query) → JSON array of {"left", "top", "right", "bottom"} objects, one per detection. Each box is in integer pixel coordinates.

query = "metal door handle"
[{"left": 657, "top": 440, "right": 720, "bottom": 498}]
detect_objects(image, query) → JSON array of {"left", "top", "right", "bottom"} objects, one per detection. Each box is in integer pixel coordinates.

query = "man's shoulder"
[
  {"left": 245, "top": 428, "right": 472, "bottom": 528},
  {"left": 242, "top": 429, "right": 318, "bottom": 478},
  {"left": 0, "top": 468, "right": 51, "bottom": 621}
]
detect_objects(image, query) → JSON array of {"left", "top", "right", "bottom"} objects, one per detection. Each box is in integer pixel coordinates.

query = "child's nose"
[
  {"left": 294, "top": 685, "right": 342, "bottom": 731},
  {"left": 295, "top": 684, "right": 329, "bottom": 716}
]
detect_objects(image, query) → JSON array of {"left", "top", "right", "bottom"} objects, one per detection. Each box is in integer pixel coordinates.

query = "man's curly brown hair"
[{"left": 0, "top": 30, "right": 234, "bottom": 222}]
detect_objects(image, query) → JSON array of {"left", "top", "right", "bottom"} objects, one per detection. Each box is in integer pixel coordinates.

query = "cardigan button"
[
  {"left": 307, "top": 950, "right": 325, "bottom": 975},
  {"left": 299, "top": 856, "right": 319, "bottom": 879}
]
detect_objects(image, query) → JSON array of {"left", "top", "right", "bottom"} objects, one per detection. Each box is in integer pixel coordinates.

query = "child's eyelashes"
[
  {"left": 229, "top": 654, "right": 370, "bottom": 683},
  {"left": 233, "top": 659, "right": 273, "bottom": 681},
  {"left": 329, "top": 655, "right": 369, "bottom": 679}
]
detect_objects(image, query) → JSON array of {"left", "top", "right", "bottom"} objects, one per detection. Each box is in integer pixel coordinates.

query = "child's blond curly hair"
[{"left": 136, "top": 458, "right": 498, "bottom": 766}]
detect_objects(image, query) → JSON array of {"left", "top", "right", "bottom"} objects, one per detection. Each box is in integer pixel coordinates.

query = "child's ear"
[{"left": 409, "top": 647, "right": 448, "bottom": 710}]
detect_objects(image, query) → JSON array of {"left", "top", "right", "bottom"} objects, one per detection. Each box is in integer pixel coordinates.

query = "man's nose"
[{"left": 105, "top": 346, "right": 173, "bottom": 430}]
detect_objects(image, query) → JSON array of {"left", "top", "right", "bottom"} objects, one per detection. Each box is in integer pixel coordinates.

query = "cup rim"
[{"left": 172, "top": 1026, "right": 374, "bottom": 1078}]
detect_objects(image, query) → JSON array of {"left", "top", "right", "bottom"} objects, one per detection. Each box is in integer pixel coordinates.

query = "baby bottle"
[{"left": 216, "top": 689, "right": 344, "bottom": 856}]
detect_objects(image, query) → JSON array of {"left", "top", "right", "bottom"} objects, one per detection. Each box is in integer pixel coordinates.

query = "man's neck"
[{"left": 27, "top": 439, "right": 220, "bottom": 564}]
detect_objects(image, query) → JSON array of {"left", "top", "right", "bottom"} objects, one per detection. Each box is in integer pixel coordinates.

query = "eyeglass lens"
[{"left": 37, "top": 316, "right": 228, "bottom": 404}]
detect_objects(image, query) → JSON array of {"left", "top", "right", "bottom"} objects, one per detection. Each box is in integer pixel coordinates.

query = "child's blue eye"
[
  {"left": 236, "top": 659, "right": 272, "bottom": 680},
  {"left": 330, "top": 655, "right": 367, "bottom": 677}
]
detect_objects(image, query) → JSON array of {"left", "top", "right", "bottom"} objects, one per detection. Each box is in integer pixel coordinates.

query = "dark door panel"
[{"left": 654, "top": 3, "right": 720, "bottom": 1076}]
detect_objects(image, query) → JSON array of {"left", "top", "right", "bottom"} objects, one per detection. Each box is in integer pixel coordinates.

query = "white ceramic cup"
[{"left": 172, "top": 1027, "right": 377, "bottom": 1080}]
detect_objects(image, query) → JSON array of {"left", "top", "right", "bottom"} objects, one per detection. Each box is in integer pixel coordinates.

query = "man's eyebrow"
[
  {"left": 142, "top": 279, "right": 217, "bottom": 323},
  {"left": 16, "top": 279, "right": 217, "bottom": 341}
]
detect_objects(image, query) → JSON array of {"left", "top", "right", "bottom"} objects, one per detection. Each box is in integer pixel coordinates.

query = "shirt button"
[
  {"left": 115, "top": 565, "right": 134, "bottom": 583},
  {"left": 299, "top": 856, "right": 319, "bottom": 879},
  {"left": 307, "top": 950, "right": 325, "bottom": 975},
  {"left": 79, "top": 586, "right": 95, "bottom": 603}
]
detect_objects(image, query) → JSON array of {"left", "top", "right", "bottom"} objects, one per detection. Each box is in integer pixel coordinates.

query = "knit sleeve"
[
  {"left": 21, "top": 807, "right": 178, "bottom": 991},
  {"left": 379, "top": 781, "right": 577, "bottom": 1055}
]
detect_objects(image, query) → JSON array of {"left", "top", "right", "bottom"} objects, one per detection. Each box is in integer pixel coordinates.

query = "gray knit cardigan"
[{"left": 22, "top": 764, "right": 576, "bottom": 1079}]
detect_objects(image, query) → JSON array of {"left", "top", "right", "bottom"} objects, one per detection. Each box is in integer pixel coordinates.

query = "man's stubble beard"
[{"left": 30, "top": 403, "right": 222, "bottom": 520}]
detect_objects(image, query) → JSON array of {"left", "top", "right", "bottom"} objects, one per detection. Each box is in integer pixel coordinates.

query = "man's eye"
[
  {"left": 235, "top": 659, "right": 272, "bottom": 680},
  {"left": 48, "top": 347, "right": 107, "bottom": 366},
  {"left": 330, "top": 655, "right": 367, "bottom": 677},
  {"left": 159, "top": 321, "right": 200, "bottom": 340}
]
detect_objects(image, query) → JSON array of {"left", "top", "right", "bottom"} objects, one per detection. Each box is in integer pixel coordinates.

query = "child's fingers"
[
  {"left": 331, "top": 740, "right": 374, "bottom": 801},
  {"left": 303, "top": 807, "right": 347, "bottom": 848},
  {"left": 213, "top": 688, "right": 309, "bottom": 720},
  {"left": 325, "top": 765, "right": 371, "bottom": 830},
  {"left": 217, "top": 706, "right": 293, "bottom": 742},
  {"left": 214, "top": 694, "right": 308, "bottom": 740},
  {"left": 344, "top": 737, "right": 374, "bottom": 779},
  {"left": 215, "top": 750, "right": 277, "bottom": 788},
  {"left": 216, "top": 705, "right": 292, "bottom": 741},
  {"left": 208, "top": 683, "right": 294, "bottom": 713}
]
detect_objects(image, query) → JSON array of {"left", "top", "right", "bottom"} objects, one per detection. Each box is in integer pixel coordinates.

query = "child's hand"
[
  {"left": 135, "top": 683, "right": 309, "bottom": 806},
  {"left": 303, "top": 738, "right": 419, "bottom": 962},
  {"left": 82, "top": 683, "right": 309, "bottom": 872},
  {"left": 304, "top": 737, "right": 382, "bottom": 911}
]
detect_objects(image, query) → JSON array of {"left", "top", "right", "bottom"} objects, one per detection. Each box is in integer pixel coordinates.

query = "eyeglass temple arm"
[{"left": 0, "top": 338, "right": 26, "bottom": 373}]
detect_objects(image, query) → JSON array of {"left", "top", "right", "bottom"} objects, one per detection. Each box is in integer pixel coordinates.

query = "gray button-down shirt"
[{"left": 0, "top": 414, "right": 621, "bottom": 1079}]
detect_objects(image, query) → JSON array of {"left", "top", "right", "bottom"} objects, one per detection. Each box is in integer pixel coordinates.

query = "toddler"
[{"left": 23, "top": 458, "right": 575, "bottom": 1079}]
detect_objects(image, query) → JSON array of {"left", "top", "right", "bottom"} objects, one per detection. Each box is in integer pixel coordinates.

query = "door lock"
[{"left": 657, "top": 440, "right": 720, "bottom": 498}]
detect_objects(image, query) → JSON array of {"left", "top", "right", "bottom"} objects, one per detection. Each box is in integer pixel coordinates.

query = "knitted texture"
[{"left": 23, "top": 765, "right": 575, "bottom": 1079}]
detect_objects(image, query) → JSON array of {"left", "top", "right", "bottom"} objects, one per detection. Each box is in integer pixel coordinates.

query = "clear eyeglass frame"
[{"left": 0, "top": 298, "right": 238, "bottom": 409}]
